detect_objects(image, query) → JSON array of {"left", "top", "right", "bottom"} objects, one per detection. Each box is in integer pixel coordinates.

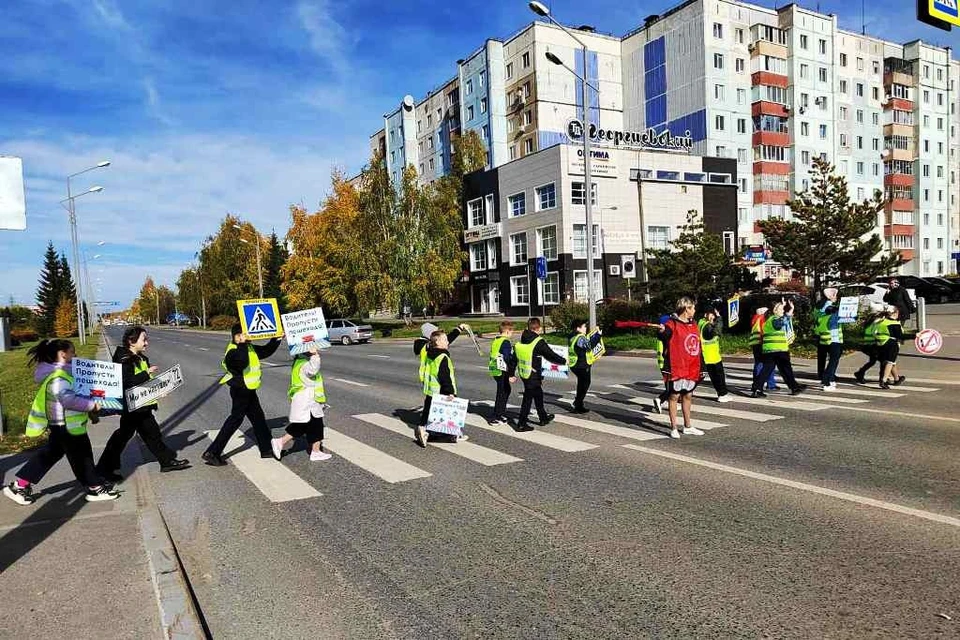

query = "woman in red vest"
[{"left": 657, "top": 297, "right": 705, "bottom": 439}]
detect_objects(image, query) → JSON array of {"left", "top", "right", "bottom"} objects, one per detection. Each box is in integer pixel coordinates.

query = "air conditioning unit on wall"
[{"left": 608, "top": 265, "right": 621, "bottom": 276}]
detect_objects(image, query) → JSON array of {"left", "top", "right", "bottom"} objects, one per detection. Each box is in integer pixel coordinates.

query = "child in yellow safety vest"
[
  {"left": 515, "top": 317, "right": 567, "bottom": 432},
  {"left": 416, "top": 326, "right": 469, "bottom": 448},
  {"left": 877, "top": 306, "right": 906, "bottom": 389},
  {"left": 270, "top": 345, "right": 333, "bottom": 461},
  {"left": 569, "top": 320, "right": 603, "bottom": 414},
  {"left": 698, "top": 308, "right": 731, "bottom": 403},
  {"left": 488, "top": 321, "right": 517, "bottom": 426},
  {"left": 4, "top": 339, "right": 119, "bottom": 506}
]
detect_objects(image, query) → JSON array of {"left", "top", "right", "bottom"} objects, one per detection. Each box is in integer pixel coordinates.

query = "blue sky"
[{"left": 1, "top": 0, "right": 957, "bottom": 308}]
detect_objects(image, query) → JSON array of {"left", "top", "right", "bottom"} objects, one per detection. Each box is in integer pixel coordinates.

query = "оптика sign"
[{"left": 566, "top": 119, "right": 694, "bottom": 152}]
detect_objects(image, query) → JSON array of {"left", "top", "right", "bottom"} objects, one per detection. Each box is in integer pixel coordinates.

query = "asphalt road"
[{"left": 106, "top": 325, "right": 960, "bottom": 639}]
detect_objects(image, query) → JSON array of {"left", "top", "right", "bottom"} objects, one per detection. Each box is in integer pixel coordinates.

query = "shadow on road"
[
  {"left": 0, "top": 487, "right": 88, "bottom": 573},
  {"left": 159, "top": 380, "right": 222, "bottom": 436}
]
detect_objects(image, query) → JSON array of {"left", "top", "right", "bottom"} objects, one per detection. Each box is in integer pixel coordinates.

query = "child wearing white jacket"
[{"left": 271, "top": 346, "right": 332, "bottom": 461}]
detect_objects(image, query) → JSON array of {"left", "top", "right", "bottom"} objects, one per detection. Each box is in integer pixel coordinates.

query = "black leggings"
[
  {"left": 18, "top": 424, "right": 103, "bottom": 488},
  {"left": 572, "top": 367, "right": 591, "bottom": 408},
  {"left": 98, "top": 410, "right": 176, "bottom": 472},
  {"left": 286, "top": 415, "right": 324, "bottom": 446}
]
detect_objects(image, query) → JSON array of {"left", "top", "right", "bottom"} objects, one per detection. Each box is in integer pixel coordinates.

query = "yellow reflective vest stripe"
[
  {"left": 698, "top": 319, "right": 722, "bottom": 365},
  {"left": 422, "top": 353, "right": 456, "bottom": 396},
  {"left": 488, "top": 336, "right": 509, "bottom": 377},
  {"left": 288, "top": 358, "right": 326, "bottom": 403},
  {"left": 568, "top": 334, "right": 597, "bottom": 369},
  {"left": 25, "top": 369, "right": 89, "bottom": 437},
  {"left": 514, "top": 337, "right": 543, "bottom": 379},
  {"left": 219, "top": 343, "right": 262, "bottom": 390}
]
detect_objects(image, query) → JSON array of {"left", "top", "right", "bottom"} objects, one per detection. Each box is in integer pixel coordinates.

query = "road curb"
[{"left": 135, "top": 468, "right": 209, "bottom": 639}]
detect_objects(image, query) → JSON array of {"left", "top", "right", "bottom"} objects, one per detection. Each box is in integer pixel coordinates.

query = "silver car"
[{"left": 326, "top": 319, "right": 374, "bottom": 345}]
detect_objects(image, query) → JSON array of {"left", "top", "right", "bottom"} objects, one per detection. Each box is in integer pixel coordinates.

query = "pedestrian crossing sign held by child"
[{"left": 237, "top": 298, "right": 284, "bottom": 340}]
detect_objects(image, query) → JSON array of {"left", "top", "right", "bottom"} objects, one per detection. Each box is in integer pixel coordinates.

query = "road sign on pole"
[
  {"left": 535, "top": 256, "right": 547, "bottom": 280},
  {"left": 914, "top": 328, "right": 943, "bottom": 355}
]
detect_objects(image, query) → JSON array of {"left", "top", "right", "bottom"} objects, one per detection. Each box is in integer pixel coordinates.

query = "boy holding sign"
[
  {"left": 568, "top": 320, "right": 603, "bottom": 414},
  {"left": 515, "top": 318, "right": 567, "bottom": 432},
  {"left": 416, "top": 327, "right": 468, "bottom": 448}
]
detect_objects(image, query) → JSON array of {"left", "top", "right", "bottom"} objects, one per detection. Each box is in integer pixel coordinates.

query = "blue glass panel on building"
[
  {"left": 574, "top": 50, "right": 600, "bottom": 127},
  {"left": 668, "top": 109, "right": 707, "bottom": 142},
  {"left": 539, "top": 130, "right": 568, "bottom": 151},
  {"left": 643, "top": 37, "right": 667, "bottom": 129}
]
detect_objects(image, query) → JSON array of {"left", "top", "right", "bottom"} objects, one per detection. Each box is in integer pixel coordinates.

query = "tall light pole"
[
  {"left": 233, "top": 224, "right": 264, "bottom": 297},
  {"left": 61, "top": 169, "right": 108, "bottom": 344},
  {"left": 529, "top": 1, "right": 598, "bottom": 328}
]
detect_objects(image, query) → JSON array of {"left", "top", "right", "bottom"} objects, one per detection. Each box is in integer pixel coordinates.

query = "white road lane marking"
[
  {"left": 616, "top": 395, "right": 783, "bottom": 422},
  {"left": 622, "top": 444, "right": 960, "bottom": 528},
  {"left": 261, "top": 362, "right": 283, "bottom": 368},
  {"left": 354, "top": 414, "right": 522, "bottom": 466},
  {"left": 198, "top": 347, "right": 210, "bottom": 351},
  {"left": 718, "top": 395, "right": 832, "bottom": 411},
  {"left": 322, "top": 427, "right": 432, "bottom": 483},
  {"left": 332, "top": 378, "right": 369, "bottom": 387},
  {"left": 831, "top": 405, "right": 960, "bottom": 424},
  {"left": 205, "top": 431, "right": 321, "bottom": 502},
  {"left": 367, "top": 355, "right": 391, "bottom": 359},
  {"left": 552, "top": 414, "right": 668, "bottom": 441},
  {"left": 463, "top": 413, "right": 598, "bottom": 452}
]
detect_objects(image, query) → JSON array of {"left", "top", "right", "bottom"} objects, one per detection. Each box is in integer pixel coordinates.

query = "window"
[
  {"left": 856, "top": 162, "right": 864, "bottom": 174},
  {"left": 715, "top": 84, "right": 725, "bottom": 101},
  {"left": 938, "top": 213, "right": 944, "bottom": 226},
  {"left": 818, "top": 67, "right": 827, "bottom": 82},
  {"left": 467, "top": 105, "right": 475, "bottom": 121},
  {"left": 840, "top": 53, "right": 847, "bottom": 67},
  {"left": 573, "top": 271, "right": 603, "bottom": 303},
  {"left": 818, "top": 39, "right": 827, "bottom": 55},
  {"left": 872, "top": 60, "right": 880, "bottom": 75},
  {"left": 856, "top": 83, "right": 864, "bottom": 97},
  {"left": 715, "top": 145, "right": 726, "bottom": 157},
  {"left": 800, "top": 64, "right": 809, "bottom": 79},
  {"left": 523, "top": 110, "right": 532, "bottom": 126},
  {"left": 468, "top": 198, "right": 484, "bottom": 228},
  {"left": 536, "top": 183, "right": 556, "bottom": 210},
  {"left": 465, "top": 79, "right": 473, "bottom": 95},
  {"left": 735, "top": 28, "right": 744, "bottom": 43},
  {"left": 800, "top": 34, "right": 808, "bottom": 49},
  {"left": 800, "top": 93, "right": 809, "bottom": 108},
  {"left": 737, "top": 88, "right": 746, "bottom": 104},
  {"left": 470, "top": 242, "right": 488, "bottom": 271},
  {"left": 857, "top": 57, "right": 864, "bottom": 71},
  {"left": 737, "top": 118, "right": 747, "bottom": 134},
  {"left": 510, "top": 233, "right": 527, "bottom": 265},
  {"left": 818, "top": 96, "right": 828, "bottom": 111},
  {"left": 923, "top": 164, "right": 930, "bottom": 177},
  {"left": 872, "top": 112, "right": 879, "bottom": 125},
  {"left": 428, "top": 158, "right": 434, "bottom": 172},
  {"left": 713, "top": 22, "right": 723, "bottom": 38},
  {"left": 937, "top": 165, "right": 944, "bottom": 178},
  {"left": 506, "top": 62, "right": 513, "bottom": 79},
  {"left": 857, "top": 187, "right": 864, "bottom": 199},
  {"left": 802, "top": 150, "right": 811, "bottom": 164},
  {"left": 647, "top": 226, "right": 670, "bottom": 250},
  {"left": 715, "top": 115, "right": 725, "bottom": 131},
  {"left": 839, "top": 133, "right": 848, "bottom": 147},
  {"left": 801, "top": 122, "right": 809, "bottom": 137},
  {"left": 537, "top": 226, "right": 557, "bottom": 260},
  {"left": 511, "top": 275, "right": 529, "bottom": 306},
  {"left": 714, "top": 53, "right": 724, "bottom": 69},
  {"left": 755, "top": 145, "right": 787, "bottom": 162},
  {"left": 508, "top": 193, "right": 526, "bottom": 218},
  {"left": 938, "top": 93, "right": 944, "bottom": 106},
  {"left": 924, "top": 90, "right": 930, "bottom": 104},
  {"left": 480, "top": 98, "right": 487, "bottom": 114},
  {"left": 522, "top": 51, "right": 531, "bottom": 68},
  {"left": 819, "top": 124, "right": 827, "bottom": 139},
  {"left": 871, "top": 138, "right": 879, "bottom": 151},
  {"left": 478, "top": 71, "right": 485, "bottom": 87},
  {"left": 924, "top": 238, "right": 930, "bottom": 250},
  {"left": 923, "top": 115, "right": 930, "bottom": 128},
  {"left": 572, "top": 224, "right": 600, "bottom": 258},
  {"left": 937, "top": 117, "right": 944, "bottom": 131},
  {"left": 857, "top": 109, "right": 864, "bottom": 123},
  {"left": 856, "top": 135, "right": 863, "bottom": 149},
  {"left": 571, "top": 181, "right": 597, "bottom": 206},
  {"left": 541, "top": 272, "right": 560, "bottom": 305},
  {"left": 737, "top": 148, "right": 748, "bottom": 163},
  {"left": 839, "top": 79, "right": 847, "bottom": 94},
  {"left": 839, "top": 106, "right": 847, "bottom": 120}
]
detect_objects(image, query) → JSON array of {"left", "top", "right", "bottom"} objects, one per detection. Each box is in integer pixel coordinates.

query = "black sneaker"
[
  {"left": 539, "top": 413, "right": 555, "bottom": 426},
  {"left": 570, "top": 405, "right": 588, "bottom": 414},
  {"left": 515, "top": 422, "right": 534, "bottom": 432},
  {"left": 98, "top": 470, "right": 124, "bottom": 483},
  {"left": 892, "top": 376, "right": 905, "bottom": 386},
  {"left": 160, "top": 459, "right": 191, "bottom": 473},
  {"left": 85, "top": 485, "right": 121, "bottom": 502},
  {"left": 3, "top": 482, "right": 35, "bottom": 506},
  {"left": 750, "top": 389, "right": 767, "bottom": 398},
  {"left": 790, "top": 386, "right": 805, "bottom": 396},
  {"left": 879, "top": 381, "right": 891, "bottom": 389},
  {"left": 854, "top": 371, "right": 866, "bottom": 384},
  {"left": 202, "top": 451, "right": 227, "bottom": 467}
]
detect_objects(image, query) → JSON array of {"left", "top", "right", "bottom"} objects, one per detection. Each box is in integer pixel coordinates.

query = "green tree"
[
  {"left": 134, "top": 276, "right": 159, "bottom": 324},
  {"left": 175, "top": 268, "right": 204, "bottom": 322},
  {"left": 53, "top": 295, "right": 76, "bottom": 338},
  {"left": 196, "top": 215, "right": 265, "bottom": 316},
  {"left": 758, "top": 157, "right": 902, "bottom": 303},
  {"left": 35, "top": 242, "right": 63, "bottom": 336},
  {"left": 264, "top": 230, "right": 289, "bottom": 305},
  {"left": 646, "top": 210, "right": 758, "bottom": 311},
  {"left": 157, "top": 286, "right": 176, "bottom": 322}
]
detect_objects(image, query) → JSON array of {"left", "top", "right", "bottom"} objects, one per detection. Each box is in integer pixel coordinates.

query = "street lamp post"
[
  {"left": 61, "top": 162, "right": 109, "bottom": 345},
  {"left": 529, "top": 1, "right": 598, "bottom": 328},
  {"left": 233, "top": 224, "right": 264, "bottom": 298}
]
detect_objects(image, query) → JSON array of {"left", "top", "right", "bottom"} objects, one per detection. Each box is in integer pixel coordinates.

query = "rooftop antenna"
[{"left": 861, "top": 0, "right": 865, "bottom": 35}]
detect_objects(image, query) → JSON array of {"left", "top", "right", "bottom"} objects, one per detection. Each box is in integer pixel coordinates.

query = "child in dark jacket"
[
  {"left": 569, "top": 320, "right": 603, "bottom": 414},
  {"left": 488, "top": 321, "right": 518, "bottom": 425},
  {"left": 416, "top": 325, "right": 469, "bottom": 447},
  {"left": 515, "top": 318, "right": 567, "bottom": 432}
]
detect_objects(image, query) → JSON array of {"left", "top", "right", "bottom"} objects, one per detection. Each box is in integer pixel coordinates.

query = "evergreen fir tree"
[
  {"left": 35, "top": 242, "right": 62, "bottom": 336},
  {"left": 264, "top": 230, "right": 289, "bottom": 305}
]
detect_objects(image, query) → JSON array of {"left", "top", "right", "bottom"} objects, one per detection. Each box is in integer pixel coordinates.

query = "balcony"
[
  {"left": 883, "top": 71, "right": 913, "bottom": 88},
  {"left": 885, "top": 199, "right": 914, "bottom": 212},
  {"left": 750, "top": 39, "right": 788, "bottom": 59},
  {"left": 883, "top": 97, "right": 914, "bottom": 112},
  {"left": 753, "top": 161, "right": 790, "bottom": 175},
  {"left": 884, "top": 173, "right": 914, "bottom": 188},
  {"left": 751, "top": 71, "right": 788, "bottom": 88},
  {"left": 754, "top": 190, "right": 789, "bottom": 205},
  {"left": 752, "top": 101, "right": 789, "bottom": 118},
  {"left": 884, "top": 223, "right": 915, "bottom": 237},
  {"left": 753, "top": 131, "right": 790, "bottom": 147},
  {"left": 883, "top": 123, "right": 913, "bottom": 138}
]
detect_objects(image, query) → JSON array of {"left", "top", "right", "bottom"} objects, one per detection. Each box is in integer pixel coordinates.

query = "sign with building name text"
[
  {"left": 73, "top": 357, "right": 124, "bottom": 410},
  {"left": 125, "top": 364, "right": 184, "bottom": 411},
  {"left": 463, "top": 222, "right": 501, "bottom": 244},
  {"left": 929, "top": 0, "right": 959, "bottom": 27},
  {"left": 567, "top": 147, "right": 618, "bottom": 177},
  {"left": 282, "top": 307, "right": 330, "bottom": 354},
  {"left": 566, "top": 119, "right": 693, "bottom": 152}
]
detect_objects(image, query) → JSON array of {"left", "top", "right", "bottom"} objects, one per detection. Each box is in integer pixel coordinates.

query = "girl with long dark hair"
[
  {"left": 4, "top": 339, "right": 119, "bottom": 505},
  {"left": 95, "top": 327, "right": 189, "bottom": 481}
]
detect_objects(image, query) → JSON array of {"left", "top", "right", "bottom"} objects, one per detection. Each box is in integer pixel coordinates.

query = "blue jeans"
[{"left": 821, "top": 343, "right": 842, "bottom": 385}]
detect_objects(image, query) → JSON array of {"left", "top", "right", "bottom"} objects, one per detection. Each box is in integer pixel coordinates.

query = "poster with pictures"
[
  {"left": 837, "top": 296, "right": 859, "bottom": 324},
  {"left": 72, "top": 357, "right": 124, "bottom": 411},
  {"left": 542, "top": 345, "right": 569, "bottom": 380},
  {"left": 426, "top": 395, "right": 468, "bottom": 436},
  {"left": 282, "top": 307, "right": 330, "bottom": 354}
]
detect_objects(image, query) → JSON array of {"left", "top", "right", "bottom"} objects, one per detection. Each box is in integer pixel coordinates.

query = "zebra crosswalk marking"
[
  {"left": 205, "top": 431, "right": 321, "bottom": 502},
  {"left": 554, "top": 395, "right": 727, "bottom": 430},
  {"left": 612, "top": 395, "right": 783, "bottom": 422},
  {"left": 717, "top": 395, "right": 832, "bottom": 411},
  {"left": 462, "top": 414, "right": 598, "bottom": 452},
  {"left": 354, "top": 414, "right": 522, "bottom": 466},
  {"left": 551, "top": 414, "right": 668, "bottom": 441},
  {"left": 323, "top": 427, "right": 432, "bottom": 483}
]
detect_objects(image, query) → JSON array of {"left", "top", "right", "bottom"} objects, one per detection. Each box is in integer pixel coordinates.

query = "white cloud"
[
  {"left": 297, "top": 0, "right": 353, "bottom": 78},
  {"left": 91, "top": 0, "right": 133, "bottom": 31}
]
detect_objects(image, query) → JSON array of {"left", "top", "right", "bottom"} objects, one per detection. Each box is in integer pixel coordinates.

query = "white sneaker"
[
  {"left": 669, "top": 429, "right": 681, "bottom": 439},
  {"left": 682, "top": 426, "right": 705, "bottom": 436},
  {"left": 456, "top": 434, "right": 469, "bottom": 442},
  {"left": 85, "top": 485, "right": 120, "bottom": 502},
  {"left": 4, "top": 482, "right": 35, "bottom": 506},
  {"left": 309, "top": 450, "right": 332, "bottom": 461},
  {"left": 716, "top": 394, "right": 731, "bottom": 403},
  {"left": 271, "top": 437, "right": 284, "bottom": 460},
  {"left": 822, "top": 384, "right": 837, "bottom": 392}
]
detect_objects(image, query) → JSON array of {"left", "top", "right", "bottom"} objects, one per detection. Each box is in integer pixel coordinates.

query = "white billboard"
[{"left": 0, "top": 156, "right": 26, "bottom": 231}]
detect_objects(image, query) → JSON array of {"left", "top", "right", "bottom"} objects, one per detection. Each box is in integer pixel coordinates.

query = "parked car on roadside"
[
  {"left": 872, "top": 275, "right": 953, "bottom": 304},
  {"left": 326, "top": 319, "right": 374, "bottom": 345},
  {"left": 925, "top": 276, "right": 960, "bottom": 302}
]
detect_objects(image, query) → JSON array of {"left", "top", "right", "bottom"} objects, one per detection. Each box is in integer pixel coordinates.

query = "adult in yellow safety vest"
[
  {"left": 877, "top": 306, "right": 906, "bottom": 389},
  {"left": 855, "top": 310, "right": 886, "bottom": 384},
  {"left": 96, "top": 327, "right": 189, "bottom": 481},
  {"left": 514, "top": 317, "right": 567, "bottom": 432},
  {"left": 203, "top": 323, "right": 282, "bottom": 466},
  {"left": 698, "top": 308, "right": 730, "bottom": 402},
  {"left": 750, "top": 301, "right": 805, "bottom": 398},
  {"left": 750, "top": 307, "right": 778, "bottom": 391},
  {"left": 4, "top": 339, "right": 119, "bottom": 506},
  {"left": 814, "top": 288, "right": 843, "bottom": 391},
  {"left": 269, "top": 346, "right": 333, "bottom": 461},
  {"left": 568, "top": 319, "right": 603, "bottom": 414},
  {"left": 416, "top": 326, "right": 467, "bottom": 448},
  {"left": 488, "top": 321, "right": 517, "bottom": 426}
]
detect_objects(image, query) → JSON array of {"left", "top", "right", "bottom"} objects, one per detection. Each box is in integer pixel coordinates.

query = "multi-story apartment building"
[{"left": 370, "top": 0, "right": 960, "bottom": 277}]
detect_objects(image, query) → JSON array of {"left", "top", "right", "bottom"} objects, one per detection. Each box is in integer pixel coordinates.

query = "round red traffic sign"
[{"left": 914, "top": 328, "right": 943, "bottom": 355}]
